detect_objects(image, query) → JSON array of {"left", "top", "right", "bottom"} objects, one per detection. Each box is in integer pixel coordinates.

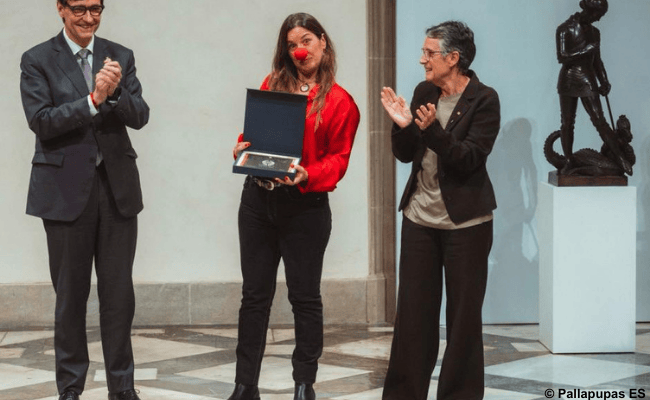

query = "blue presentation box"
[{"left": 233, "top": 89, "right": 307, "bottom": 180}]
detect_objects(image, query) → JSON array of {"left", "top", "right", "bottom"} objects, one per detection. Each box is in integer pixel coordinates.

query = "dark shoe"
[
  {"left": 294, "top": 383, "right": 315, "bottom": 400},
  {"left": 59, "top": 391, "right": 80, "bottom": 400},
  {"left": 227, "top": 383, "right": 260, "bottom": 400},
  {"left": 108, "top": 389, "right": 141, "bottom": 400}
]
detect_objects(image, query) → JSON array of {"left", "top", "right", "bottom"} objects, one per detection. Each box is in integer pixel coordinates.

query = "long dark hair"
[{"left": 268, "top": 13, "right": 336, "bottom": 130}]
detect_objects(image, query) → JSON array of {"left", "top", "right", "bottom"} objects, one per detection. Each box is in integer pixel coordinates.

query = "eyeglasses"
[
  {"left": 63, "top": 2, "right": 105, "bottom": 17},
  {"left": 421, "top": 49, "right": 445, "bottom": 60}
]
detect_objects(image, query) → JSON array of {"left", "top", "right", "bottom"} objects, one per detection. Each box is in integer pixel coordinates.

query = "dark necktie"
[{"left": 78, "top": 49, "right": 102, "bottom": 165}]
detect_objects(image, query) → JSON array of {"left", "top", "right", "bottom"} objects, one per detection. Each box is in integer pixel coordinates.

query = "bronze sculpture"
[{"left": 545, "top": 0, "right": 635, "bottom": 179}]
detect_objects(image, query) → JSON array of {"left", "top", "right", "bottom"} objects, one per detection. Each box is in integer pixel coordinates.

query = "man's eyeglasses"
[
  {"left": 421, "top": 49, "right": 445, "bottom": 60},
  {"left": 63, "top": 2, "right": 105, "bottom": 17}
]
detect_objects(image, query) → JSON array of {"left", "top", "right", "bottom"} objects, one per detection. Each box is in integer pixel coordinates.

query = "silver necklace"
[{"left": 299, "top": 78, "right": 316, "bottom": 93}]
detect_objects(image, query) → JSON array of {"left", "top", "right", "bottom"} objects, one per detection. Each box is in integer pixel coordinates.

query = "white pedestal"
[{"left": 538, "top": 182, "right": 636, "bottom": 353}]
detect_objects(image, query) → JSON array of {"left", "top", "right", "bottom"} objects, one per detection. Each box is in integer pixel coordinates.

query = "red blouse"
[{"left": 252, "top": 76, "right": 360, "bottom": 193}]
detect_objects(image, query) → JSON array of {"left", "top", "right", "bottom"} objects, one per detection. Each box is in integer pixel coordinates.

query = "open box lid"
[{"left": 242, "top": 88, "right": 307, "bottom": 157}]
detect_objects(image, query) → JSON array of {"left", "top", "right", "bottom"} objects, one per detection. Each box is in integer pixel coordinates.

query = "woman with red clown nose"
[
  {"left": 293, "top": 47, "right": 308, "bottom": 61},
  {"left": 230, "top": 12, "right": 360, "bottom": 400}
]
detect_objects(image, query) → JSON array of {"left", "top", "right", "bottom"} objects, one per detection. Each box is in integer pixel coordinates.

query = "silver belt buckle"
[
  {"left": 252, "top": 177, "right": 276, "bottom": 191},
  {"left": 262, "top": 180, "right": 275, "bottom": 190}
]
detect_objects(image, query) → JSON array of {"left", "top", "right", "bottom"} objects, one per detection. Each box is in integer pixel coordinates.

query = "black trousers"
[
  {"left": 235, "top": 176, "right": 332, "bottom": 385},
  {"left": 43, "top": 164, "right": 137, "bottom": 395},
  {"left": 382, "top": 217, "right": 492, "bottom": 400}
]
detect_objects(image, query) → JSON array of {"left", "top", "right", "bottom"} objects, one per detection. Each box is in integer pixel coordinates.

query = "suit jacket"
[
  {"left": 20, "top": 32, "right": 149, "bottom": 221},
  {"left": 392, "top": 71, "right": 500, "bottom": 224}
]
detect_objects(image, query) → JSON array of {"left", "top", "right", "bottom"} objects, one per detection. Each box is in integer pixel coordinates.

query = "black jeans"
[
  {"left": 235, "top": 176, "right": 332, "bottom": 385},
  {"left": 43, "top": 164, "right": 137, "bottom": 395},
  {"left": 382, "top": 217, "right": 492, "bottom": 400}
]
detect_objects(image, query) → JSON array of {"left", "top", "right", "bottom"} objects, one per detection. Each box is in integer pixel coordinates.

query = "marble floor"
[{"left": 1, "top": 324, "right": 650, "bottom": 400}]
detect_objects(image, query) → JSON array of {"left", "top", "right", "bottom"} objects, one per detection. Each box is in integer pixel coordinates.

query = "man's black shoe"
[
  {"left": 294, "top": 383, "right": 316, "bottom": 400},
  {"left": 59, "top": 391, "right": 80, "bottom": 400},
  {"left": 108, "top": 389, "right": 141, "bottom": 400},
  {"left": 227, "top": 383, "right": 260, "bottom": 400}
]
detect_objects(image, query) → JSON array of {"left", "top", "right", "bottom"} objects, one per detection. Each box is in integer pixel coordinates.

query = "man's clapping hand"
[{"left": 93, "top": 57, "right": 122, "bottom": 105}]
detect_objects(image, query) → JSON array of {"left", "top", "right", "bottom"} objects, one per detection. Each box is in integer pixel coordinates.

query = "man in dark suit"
[{"left": 20, "top": 1, "right": 149, "bottom": 399}]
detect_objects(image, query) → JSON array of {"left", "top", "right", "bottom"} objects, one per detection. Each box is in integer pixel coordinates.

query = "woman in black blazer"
[{"left": 380, "top": 21, "right": 500, "bottom": 400}]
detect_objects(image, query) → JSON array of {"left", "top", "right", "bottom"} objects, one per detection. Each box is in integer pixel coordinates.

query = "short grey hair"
[{"left": 425, "top": 21, "right": 475, "bottom": 75}]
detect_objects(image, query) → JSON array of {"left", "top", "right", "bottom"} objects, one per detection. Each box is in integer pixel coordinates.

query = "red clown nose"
[{"left": 294, "top": 48, "right": 308, "bottom": 61}]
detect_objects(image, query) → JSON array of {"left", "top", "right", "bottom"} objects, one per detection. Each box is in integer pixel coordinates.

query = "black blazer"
[
  {"left": 20, "top": 32, "right": 149, "bottom": 221},
  {"left": 393, "top": 71, "right": 500, "bottom": 224}
]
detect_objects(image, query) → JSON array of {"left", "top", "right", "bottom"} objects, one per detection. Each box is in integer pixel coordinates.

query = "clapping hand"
[
  {"left": 381, "top": 87, "right": 412, "bottom": 128},
  {"left": 93, "top": 58, "right": 122, "bottom": 105},
  {"left": 381, "top": 87, "right": 436, "bottom": 131},
  {"left": 414, "top": 103, "right": 436, "bottom": 131}
]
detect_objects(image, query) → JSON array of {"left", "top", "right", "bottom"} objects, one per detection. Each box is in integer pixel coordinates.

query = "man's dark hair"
[{"left": 58, "top": 0, "right": 105, "bottom": 5}]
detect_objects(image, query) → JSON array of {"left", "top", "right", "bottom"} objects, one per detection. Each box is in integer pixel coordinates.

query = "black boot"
[
  {"left": 227, "top": 383, "right": 260, "bottom": 400},
  {"left": 294, "top": 383, "right": 315, "bottom": 400}
]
